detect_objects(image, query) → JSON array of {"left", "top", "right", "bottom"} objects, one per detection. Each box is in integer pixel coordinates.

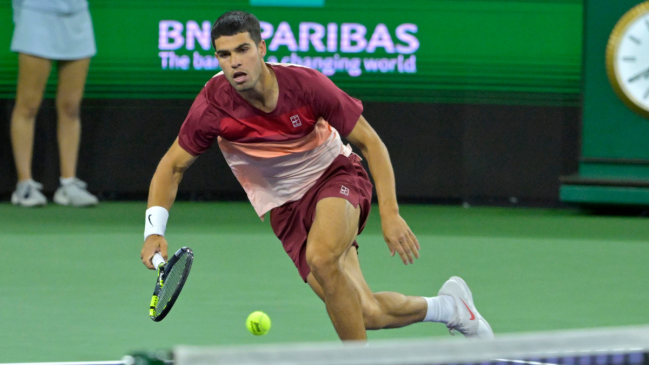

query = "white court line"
[{"left": 0, "top": 360, "right": 124, "bottom": 365}]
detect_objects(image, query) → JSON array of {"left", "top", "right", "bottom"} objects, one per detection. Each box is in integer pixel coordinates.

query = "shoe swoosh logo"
[
  {"left": 148, "top": 214, "right": 153, "bottom": 226},
  {"left": 461, "top": 299, "right": 476, "bottom": 320}
]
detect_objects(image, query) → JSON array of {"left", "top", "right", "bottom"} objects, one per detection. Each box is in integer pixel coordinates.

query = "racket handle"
[{"left": 152, "top": 252, "right": 166, "bottom": 269}]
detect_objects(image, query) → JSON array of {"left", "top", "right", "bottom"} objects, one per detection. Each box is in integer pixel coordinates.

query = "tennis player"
[{"left": 140, "top": 11, "right": 493, "bottom": 341}]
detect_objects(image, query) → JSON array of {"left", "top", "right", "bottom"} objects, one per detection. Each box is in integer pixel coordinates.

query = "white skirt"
[{"left": 11, "top": 6, "right": 96, "bottom": 60}]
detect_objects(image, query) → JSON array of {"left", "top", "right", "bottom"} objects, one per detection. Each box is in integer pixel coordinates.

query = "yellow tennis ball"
[{"left": 246, "top": 311, "right": 271, "bottom": 336}]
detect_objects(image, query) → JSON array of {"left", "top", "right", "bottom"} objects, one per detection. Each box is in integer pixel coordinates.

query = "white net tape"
[{"left": 174, "top": 325, "right": 649, "bottom": 365}]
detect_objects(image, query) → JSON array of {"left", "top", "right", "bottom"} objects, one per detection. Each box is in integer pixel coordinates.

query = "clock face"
[{"left": 607, "top": 2, "right": 649, "bottom": 118}]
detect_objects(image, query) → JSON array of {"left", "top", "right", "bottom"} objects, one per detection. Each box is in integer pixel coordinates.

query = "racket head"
[{"left": 150, "top": 247, "right": 194, "bottom": 322}]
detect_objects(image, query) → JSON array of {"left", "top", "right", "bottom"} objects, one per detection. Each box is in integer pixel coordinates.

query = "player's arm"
[
  {"left": 346, "top": 115, "right": 420, "bottom": 265},
  {"left": 140, "top": 138, "right": 198, "bottom": 269}
]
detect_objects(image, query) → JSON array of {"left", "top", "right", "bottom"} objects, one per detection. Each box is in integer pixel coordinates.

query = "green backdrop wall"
[
  {"left": 0, "top": 0, "right": 584, "bottom": 205},
  {"left": 0, "top": 0, "right": 582, "bottom": 105}
]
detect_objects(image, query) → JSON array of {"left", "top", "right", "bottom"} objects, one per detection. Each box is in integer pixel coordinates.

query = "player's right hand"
[
  {"left": 381, "top": 213, "right": 420, "bottom": 265},
  {"left": 141, "top": 235, "right": 168, "bottom": 269}
]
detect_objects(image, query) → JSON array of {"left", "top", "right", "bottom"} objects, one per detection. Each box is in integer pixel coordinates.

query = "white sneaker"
[
  {"left": 11, "top": 179, "right": 47, "bottom": 207},
  {"left": 438, "top": 276, "right": 494, "bottom": 339},
  {"left": 53, "top": 178, "right": 99, "bottom": 207}
]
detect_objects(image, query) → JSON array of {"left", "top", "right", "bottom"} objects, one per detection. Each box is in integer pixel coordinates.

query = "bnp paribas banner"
[
  {"left": 0, "top": 0, "right": 582, "bottom": 105},
  {"left": 158, "top": 20, "right": 418, "bottom": 76}
]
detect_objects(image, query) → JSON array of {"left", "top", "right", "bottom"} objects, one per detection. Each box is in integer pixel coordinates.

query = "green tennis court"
[{"left": 1, "top": 202, "right": 647, "bottom": 362}]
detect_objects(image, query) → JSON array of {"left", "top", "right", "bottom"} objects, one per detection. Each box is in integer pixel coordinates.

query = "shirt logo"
[
  {"left": 340, "top": 186, "right": 349, "bottom": 196},
  {"left": 290, "top": 115, "right": 302, "bottom": 127}
]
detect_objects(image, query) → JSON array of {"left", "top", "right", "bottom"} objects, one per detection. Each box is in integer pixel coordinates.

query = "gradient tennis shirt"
[{"left": 178, "top": 63, "right": 363, "bottom": 219}]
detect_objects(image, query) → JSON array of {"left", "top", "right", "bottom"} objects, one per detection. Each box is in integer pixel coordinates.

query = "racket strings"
[{"left": 155, "top": 254, "right": 189, "bottom": 312}]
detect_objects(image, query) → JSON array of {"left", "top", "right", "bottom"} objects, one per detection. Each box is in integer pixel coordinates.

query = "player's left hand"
[{"left": 381, "top": 213, "right": 420, "bottom": 265}]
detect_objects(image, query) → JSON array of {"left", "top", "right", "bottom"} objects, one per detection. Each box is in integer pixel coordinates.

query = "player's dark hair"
[{"left": 211, "top": 11, "right": 262, "bottom": 50}]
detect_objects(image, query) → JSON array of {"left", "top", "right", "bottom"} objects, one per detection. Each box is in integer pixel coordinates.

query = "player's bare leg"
[
  {"left": 305, "top": 197, "right": 366, "bottom": 341},
  {"left": 56, "top": 58, "right": 89, "bottom": 179},
  {"left": 309, "top": 247, "right": 495, "bottom": 338},
  {"left": 10, "top": 53, "right": 52, "bottom": 182},
  {"left": 307, "top": 243, "right": 428, "bottom": 330}
]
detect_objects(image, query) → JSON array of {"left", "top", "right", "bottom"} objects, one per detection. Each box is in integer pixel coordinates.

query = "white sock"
[
  {"left": 60, "top": 177, "right": 76, "bottom": 186},
  {"left": 423, "top": 295, "right": 456, "bottom": 323}
]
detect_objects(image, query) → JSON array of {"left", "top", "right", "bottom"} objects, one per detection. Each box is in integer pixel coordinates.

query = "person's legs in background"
[
  {"left": 10, "top": 53, "right": 51, "bottom": 207},
  {"left": 52, "top": 57, "right": 98, "bottom": 207}
]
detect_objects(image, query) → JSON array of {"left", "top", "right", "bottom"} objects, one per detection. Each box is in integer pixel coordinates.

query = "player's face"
[{"left": 214, "top": 32, "right": 266, "bottom": 92}]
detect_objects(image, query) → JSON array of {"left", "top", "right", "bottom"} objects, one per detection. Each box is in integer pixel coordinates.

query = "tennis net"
[{"left": 171, "top": 325, "right": 649, "bottom": 365}]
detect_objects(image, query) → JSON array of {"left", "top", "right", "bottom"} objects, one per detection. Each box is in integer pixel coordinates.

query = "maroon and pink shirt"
[{"left": 178, "top": 63, "right": 364, "bottom": 218}]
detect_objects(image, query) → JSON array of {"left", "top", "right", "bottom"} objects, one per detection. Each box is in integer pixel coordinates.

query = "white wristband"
[
  {"left": 144, "top": 206, "right": 169, "bottom": 241},
  {"left": 151, "top": 252, "right": 166, "bottom": 269}
]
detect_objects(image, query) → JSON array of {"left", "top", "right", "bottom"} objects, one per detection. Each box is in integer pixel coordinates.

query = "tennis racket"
[{"left": 149, "top": 247, "right": 194, "bottom": 322}]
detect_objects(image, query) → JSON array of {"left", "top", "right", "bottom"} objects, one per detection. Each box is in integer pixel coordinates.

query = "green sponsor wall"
[
  {"left": 560, "top": 0, "right": 649, "bottom": 206},
  {"left": 0, "top": 0, "right": 582, "bottom": 105}
]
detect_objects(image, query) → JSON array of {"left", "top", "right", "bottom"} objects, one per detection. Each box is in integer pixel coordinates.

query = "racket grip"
[{"left": 152, "top": 253, "right": 166, "bottom": 269}]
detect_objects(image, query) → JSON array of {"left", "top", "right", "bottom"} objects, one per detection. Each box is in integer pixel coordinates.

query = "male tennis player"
[{"left": 140, "top": 11, "right": 493, "bottom": 341}]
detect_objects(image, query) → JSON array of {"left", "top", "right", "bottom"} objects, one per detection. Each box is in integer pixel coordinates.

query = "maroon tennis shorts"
[{"left": 269, "top": 153, "right": 373, "bottom": 282}]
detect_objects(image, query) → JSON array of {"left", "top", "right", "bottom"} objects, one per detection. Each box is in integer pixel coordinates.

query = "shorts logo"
[
  {"left": 290, "top": 115, "right": 302, "bottom": 127},
  {"left": 340, "top": 185, "right": 349, "bottom": 196}
]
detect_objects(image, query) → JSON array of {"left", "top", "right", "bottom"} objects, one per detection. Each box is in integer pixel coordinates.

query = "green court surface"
[{"left": 0, "top": 202, "right": 647, "bottom": 362}]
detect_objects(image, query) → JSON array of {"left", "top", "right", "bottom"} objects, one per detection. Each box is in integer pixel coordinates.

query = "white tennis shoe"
[
  {"left": 438, "top": 276, "right": 494, "bottom": 339},
  {"left": 11, "top": 179, "right": 47, "bottom": 207},
  {"left": 53, "top": 178, "right": 98, "bottom": 207}
]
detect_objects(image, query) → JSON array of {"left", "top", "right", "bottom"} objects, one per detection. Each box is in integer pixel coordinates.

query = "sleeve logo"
[
  {"left": 290, "top": 115, "right": 302, "bottom": 127},
  {"left": 340, "top": 185, "right": 350, "bottom": 196}
]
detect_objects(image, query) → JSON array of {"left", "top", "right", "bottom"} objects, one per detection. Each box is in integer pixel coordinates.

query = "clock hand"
[{"left": 628, "top": 67, "right": 649, "bottom": 83}]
